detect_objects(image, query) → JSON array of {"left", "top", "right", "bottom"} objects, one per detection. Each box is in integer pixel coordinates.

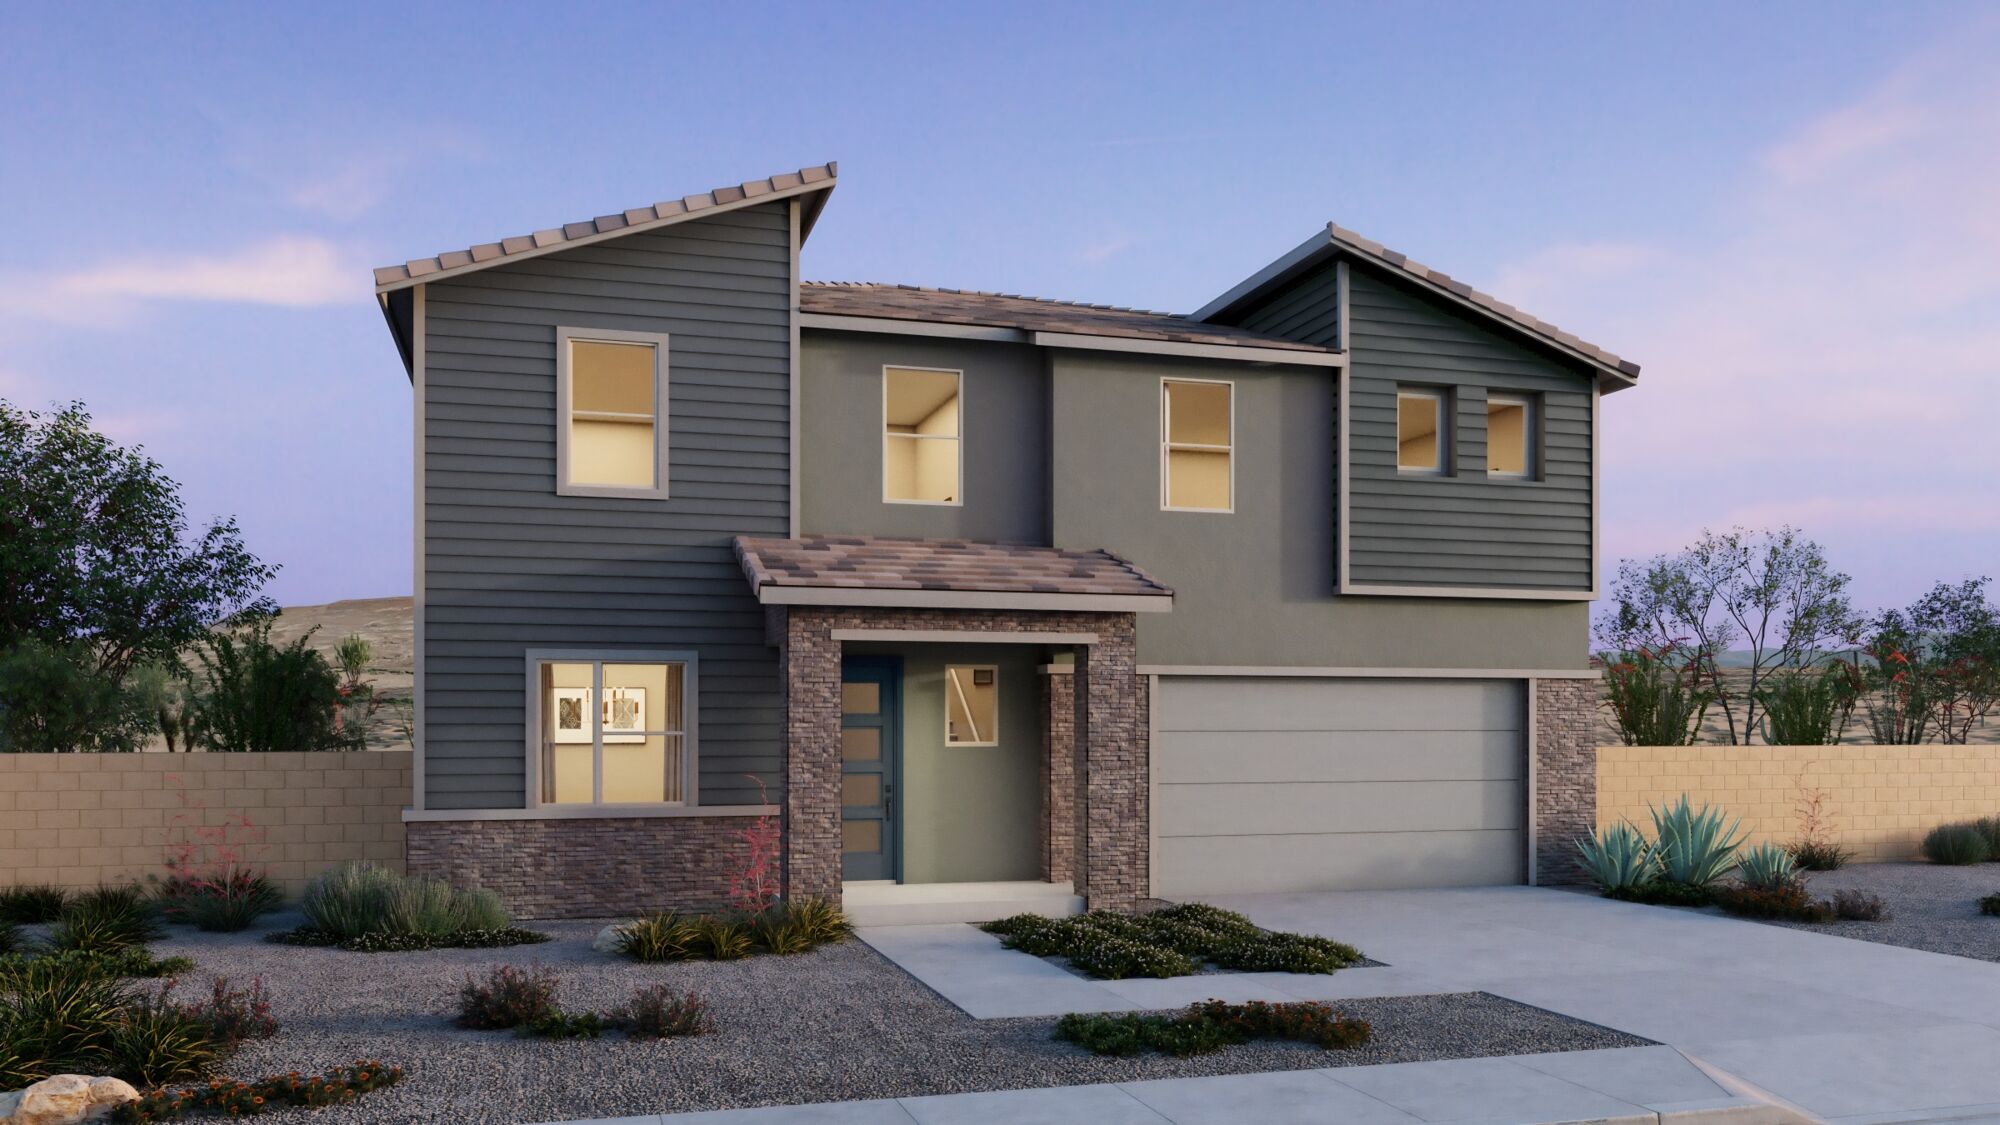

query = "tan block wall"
[
  {"left": 0, "top": 752, "right": 410, "bottom": 895},
  {"left": 1596, "top": 744, "right": 2000, "bottom": 861}
]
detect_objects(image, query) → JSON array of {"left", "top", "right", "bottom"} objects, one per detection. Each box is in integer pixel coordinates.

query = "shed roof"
[{"left": 733, "top": 535, "right": 1173, "bottom": 613}]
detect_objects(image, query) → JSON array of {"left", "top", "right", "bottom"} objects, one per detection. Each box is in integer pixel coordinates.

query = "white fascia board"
[
  {"left": 755, "top": 585, "right": 1173, "bottom": 614},
  {"left": 1031, "top": 331, "right": 1343, "bottom": 368}
]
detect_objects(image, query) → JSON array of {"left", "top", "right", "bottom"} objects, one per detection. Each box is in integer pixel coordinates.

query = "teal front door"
[{"left": 840, "top": 657, "right": 901, "bottom": 881}]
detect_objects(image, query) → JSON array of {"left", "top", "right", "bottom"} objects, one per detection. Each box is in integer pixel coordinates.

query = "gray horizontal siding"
[
  {"left": 421, "top": 202, "right": 791, "bottom": 809},
  {"left": 1346, "top": 265, "right": 1593, "bottom": 591},
  {"left": 1227, "top": 263, "right": 1339, "bottom": 348}
]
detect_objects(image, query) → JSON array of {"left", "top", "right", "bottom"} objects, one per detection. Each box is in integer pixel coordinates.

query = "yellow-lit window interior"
[
  {"left": 568, "top": 340, "right": 657, "bottom": 489},
  {"left": 538, "top": 660, "right": 685, "bottom": 805},
  {"left": 1397, "top": 391, "right": 1445, "bottom": 472},
  {"left": 1162, "top": 379, "right": 1231, "bottom": 511},
  {"left": 945, "top": 664, "right": 999, "bottom": 746},
  {"left": 1486, "top": 394, "right": 1532, "bottom": 477},
  {"left": 883, "top": 367, "right": 961, "bottom": 503}
]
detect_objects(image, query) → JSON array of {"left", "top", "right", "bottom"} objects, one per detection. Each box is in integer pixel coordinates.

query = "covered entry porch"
[{"left": 733, "top": 534, "right": 1174, "bottom": 915}]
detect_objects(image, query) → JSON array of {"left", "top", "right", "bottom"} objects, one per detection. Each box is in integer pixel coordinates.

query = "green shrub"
[
  {"left": 1055, "top": 999, "right": 1371, "bottom": 1058},
  {"left": 1067, "top": 936, "right": 1197, "bottom": 980},
  {"left": 1756, "top": 667, "right": 1853, "bottom": 745},
  {"left": 749, "top": 910, "right": 816, "bottom": 955},
  {"left": 1973, "top": 816, "right": 2000, "bottom": 859},
  {"left": 50, "top": 887, "right": 164, "bottom": 952},
  {"left": 615, "top": 983, "right": 712, "bottom": 1038},
  {"left": 455, "top": 964, "right": 559, "bottom": 1030},
  {"left": 187, "top": 618, "right": 358, "bottom": 753},
  {"left": 1, "top": 954, "right": 131, "bottom": 1081},
  {"left": 1650, "top": 797, "right": 1746, "bottom": 887},
  {"left": 1735, "top": 844, "right": 1800, "bottom": 891},
  {"left": 686, "top": 916, "right": 753, "bottom": 961},
  {"left": 1577, "top": 823, "right": 1659, "bottom": 892},
  {"left": 0, "top": 947, "right": 193, "bottom": 985},
  {"left": 783, "top": 897, "right": 852, "bottom": 946},
  {"left": 158, "top": 869, "right": 284, "bottom": 933},
  {"left": 298, "top": 862, "right": 512, "bottom": 942},
  {"left": 517, "top": 1010, "right": 609, "bottom": 1040},
  {"left": 980, "top": 903, "right": 1360, "bottom": 980},
  {"left": 1786, "top": 839, "right": 1852, "bottom": 871},
  {"left": 1209, "top": 934, "right": 1363, "bottom": 974},
  {"left": 0, "top": 920, "right": 21, "bottom": 956},
  {"left": 618, "top": 911, "right": 698, "bottom": 962},
  {"left": 0, "top": 884, "right": 70, "bottom": 924},
  {"left": 1922, "top": 823, "right": 1991, "bottom": 865},
  {"left": 1714, "top": 884, "right": 1833, "bottom": 922},
  {"left": 1980, "top": 893, "right": 2000, "bottom": 917},
  {"left": 0, "top": 637, "right": 129, "bottom": 753},
  {"left": 1828, "top": 889, "right": 1887, "bottom": 921},
  {"left": 109, "top": 998, "right": 223, "bottom": 1087}
]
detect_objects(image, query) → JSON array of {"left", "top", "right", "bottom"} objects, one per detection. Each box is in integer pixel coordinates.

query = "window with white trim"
[
  {"left": 1485, "top": 393, "right": 1536, "bottom": 478},
  {"left": 883, "top": 366, "right": 961, "bottom": 504},
  {"left": 1396, "top": 389, "right": 1448, "bottom": 473},
  {"left": 1161, "top": 378, "right": 1232, "bottom": 511},
  {"left": 532, "top": 655, "right": 693, "bottom": 805},
  {"left": 558, "top": 328, "right": 669, "bottom": 497},
  {"left": 945, "top": 664, "right": 999, "bottom": 747}
]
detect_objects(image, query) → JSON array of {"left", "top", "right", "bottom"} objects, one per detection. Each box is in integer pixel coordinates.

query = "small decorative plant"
[
  {"left": 1650, "top": 797, "right": 1746, "bottom": 887},
  {"left": 1734, "top": 844, "right": 1799, "bottom": 891},
  {"left": 1055, "top": 999, "right": 1371, "bottom": 1057},
  {"left": 615, "top": 983, "right": 713, "bottom": 1038},
  {"left": 1979, "top": 893, "right": 2000, "bottom": 917},
  {"left": 270, "top": 862, "right": 547, "bottom": 951},
  {"left": 1576, "top": 824, "right": 1658, "bottom": 893},
  {"left": 0, "top": 884, "right": 71, "bottom": 925},
  {"left": 112, "top": 1062, "right": 403, "bottom": 1122},
  {"left": 1785, "top": 765, "right": 1851, "bottom": 871},
  {"left": 455, "top": 963, "right": 559, "bottom": 1030},
  {"left": 1921, "top": 823, "right": 1991, "bottom": 866},
  {"left": 1828, "top": 889, "right": 1886, "bottom": 921}
]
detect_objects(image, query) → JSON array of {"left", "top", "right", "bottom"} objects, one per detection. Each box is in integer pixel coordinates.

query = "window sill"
[{"left": 402, "top": 804, "right": 777, "bottom": 823}]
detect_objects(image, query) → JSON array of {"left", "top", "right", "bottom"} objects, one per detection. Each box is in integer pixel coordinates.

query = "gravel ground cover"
[
  {"left": 143, "top": 913, "right": 1647, "bottom": 1124},
  {"left": 1754, "top": 861, "right": 2000, "bottom": 960}
]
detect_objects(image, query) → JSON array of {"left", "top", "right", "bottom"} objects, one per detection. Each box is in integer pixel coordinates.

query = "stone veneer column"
[
  {"left": 1533, "top": 677, "right": 1599, "bottom": 885},
  {"left": 1039, "top": 665, "right": 1076, "bottom": 885},
  {"left": 1072, "top": 618, "right": 1143, "bottom": 910},
  {"left": 780, "top": 607, "right": 843, "bottom": 903}
]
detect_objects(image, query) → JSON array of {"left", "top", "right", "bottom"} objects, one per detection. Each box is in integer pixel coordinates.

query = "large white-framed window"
[
  {"left": 1485, "top": 392, "right": 1537, "bottom": 479},
  {"left": 1161, "top": 377, "right": 1233, "bottom": 512},
  {"left": 556, "top": 326, "right": 670, "bottom": 499},
  {"left": 1396, "top": 389, "right": 1449, "bottom": 474},
  {"left": 883, "top": 366, "right": 962, "bottom": 505},
  {"left": 526, "top": 649, "right": 697, "bottom": 807},
  {"left": 944, "top": 664, "right": 999, "bottom": 747}
]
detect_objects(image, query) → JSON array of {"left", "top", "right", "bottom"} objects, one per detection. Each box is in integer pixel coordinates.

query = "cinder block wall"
[
  {"left": 1597, "top": 744, "right": 2000, "bottom": 861},
  {"left": 0, "top": 751, "right": 410, "bottom": 895}
]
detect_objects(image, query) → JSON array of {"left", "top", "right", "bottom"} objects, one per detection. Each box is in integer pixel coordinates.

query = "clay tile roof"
[
  {"left": 373, "top": 162, "right": 838, "bottom": 293},
  {"left": 799, "top": 283, "right": 1333, "bottom": 354},
  {"left": 733, "top": 535, "right": 1173, "bottom": 600}
]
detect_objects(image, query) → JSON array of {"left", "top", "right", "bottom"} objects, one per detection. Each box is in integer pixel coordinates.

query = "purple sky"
[{"left": 3, "top": 2, "right": 1995, "bottom": 614}]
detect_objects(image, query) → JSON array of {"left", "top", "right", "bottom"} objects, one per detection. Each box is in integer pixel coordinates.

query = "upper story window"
[
  {"left": 945, "top": 664, "right": 999, "bottom": 747},
  {"left": 883, "top": 366, "right": 961, "bottom": 504},
  {"left": 1161, "top": 378, "right": 1233, "bottom": 512},
  {"left": 1396, "top": 389, "right": 1448, "bottom": 474},
  {"left": 557, "top": 327, "right": 669, "bottom": 498},
  {"left": 1486, "top": 393, "right": 1536, "bottom": 478},
  {"left": 532, "top": 652, "right": 695, "bottom": 806}
]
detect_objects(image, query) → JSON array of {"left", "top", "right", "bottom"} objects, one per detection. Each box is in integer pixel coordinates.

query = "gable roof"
[
  {"left": 801, "top": 282, "right": 1335, "bottom": 355},
  {"left": 1194, "top": 223, "right": 1640, "bottom": 385},
  {"left": 371, "top": 162, "right": 837, "bottom": 294}
]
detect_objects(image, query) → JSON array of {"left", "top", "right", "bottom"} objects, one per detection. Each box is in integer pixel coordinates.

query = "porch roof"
[{"left": 732, "top": 535, "right": 1174, "bottom": 614}]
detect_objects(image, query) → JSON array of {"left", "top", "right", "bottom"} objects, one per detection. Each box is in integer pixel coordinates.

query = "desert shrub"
[
  {"left": 0, "top": 884, "right": 70, "bottom": 924},
  {"left": 686, "top": 916, "right": 753, "bottom": 961},
  {"left": 518, "top": 1010, "right": 609, "bottom": 1040},
  {"left": 297, "top": 861, "right": 512, "bottom": 942},
  {"left": 158, "top": 869, "right": 283, "bottom": 933},
  {"left": 1922, "top": 823, "right": 1991, "bottom": 866},
  {"left": 749, "top": 910, "right": 816, "bottom": 956},
  {"left": 1980, "top": 893, "right": 2000, "bottom": 917},
  {"left": 615, "top": 983, "right": 713, "bottom": 1038},
  {"left": 177, "top": 976, "right": 279, "bottom": 1048},
  {"left": 1756, "top": 667, "right": 1853, "bottom": 745},
  {"left": 782, "top": 897, "right": 852, "bottom": 946},
  {"left": 1604, "top": 881, "right": 1718, "bottom": 907},
  {"left": 980, "top": 904, "right": 1359, "bottom": 980},
  {"left": 1786, "top": 839, "right": 1852, "bottom": 872},
  {"left": 456, "top": 963, "right": 559, "bottom": 1030},
  {"left": 1714, "top": 884, "right": 1832, "bottom": 922},
  {"left": 1600, "top": 647, "right": 1712, "bottom": 747},
  {"left": 1650, "top": 797, "right": 1746, "bottom": 887},
  {"left": 1735, "top": 844, "right": 1800, "bottom": 891},
  {"left": 112, "top": 1062, "right": 402, "bottom": 1122},
  {"left": 1828, "top": 889, "right": 1887, "bottom": 921},
  {"left": 0, "top": 947, "right": 194, "bottom": 986},
  {"left": 187, "top": 618, "right": 357, "bottom": 753},
  {"left": 1973, "top": 816, "right": 2000, "bottom": 859},
  {"left": 618, "top": 911, "right": 698, "bottom": 962},
  {"left": 1, "top": 955, "right": 131, "bottom": 1082},
  {"left": 51, "top": 887, "right": 165, "bottom": 952},
  {"left": 0, "top": 921, "right": 20, "bottom": 956},
  {"left": 1055, "top": 999, "right": 1371, "bottom": 1058},
  {"left": 1577, "top": 823, "right": 1659, "bottom": 893},
  {"left": 110, "top": 995, "right": 224, "bottom": 1087}
]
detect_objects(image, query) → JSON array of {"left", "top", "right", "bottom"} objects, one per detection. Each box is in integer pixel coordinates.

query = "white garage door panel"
[
  {"left": 1157, "top": 677, "right": 1525, "bottom": 732},
  {"left": 1157, "top": 779, "right": 1524, "bottom": 838},
  {"left": 1152, "top": 676, "right": 1527, "bottom": 897},
  {"left": 1155, "top": 729, "right": 1521, "bottom": 785},
  {"left": 1156, "top": 830, "right": 1525, "bottom": 895}
]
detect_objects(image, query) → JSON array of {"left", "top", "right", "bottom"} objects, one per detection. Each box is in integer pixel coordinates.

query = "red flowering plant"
[
  {"left": 1597, "top": 642, "right": 1714, "bottom": 747},
  {"left": 153, "top": 775, "right": 283, "bottom": 931},
  {"left": 727, "top": 775, "right": 782, "bottom": 915}
]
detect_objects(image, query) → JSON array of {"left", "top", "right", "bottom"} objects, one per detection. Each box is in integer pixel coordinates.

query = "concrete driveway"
[{"left": 1212, "top": 886, "right": 2000, "bottom": 1123}]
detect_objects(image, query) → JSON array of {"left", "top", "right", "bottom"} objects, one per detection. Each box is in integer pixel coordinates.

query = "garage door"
[{"left": 1152, "top": 676, "right": 1526, "bottom": 896}]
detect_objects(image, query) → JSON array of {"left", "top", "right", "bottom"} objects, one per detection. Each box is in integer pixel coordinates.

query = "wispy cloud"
[
  {"left": 2, "top": 236, "right": 361, "bottom": 323},
  {"left": 1484, "top": 17, "right": 2000, "bottom": 603},
  {"left": 1076, "top": 236, "right": 1136, "bottom": 266}
]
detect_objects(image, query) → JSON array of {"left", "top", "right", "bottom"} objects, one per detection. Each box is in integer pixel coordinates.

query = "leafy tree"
[
  {"left": 1598, "top": 527, "right": 1861, "bottom": 744},
  {"left": 0, "top": 400, "right": 276, "bottom": 686},
  {"left": 1864, "top": 578, "right": 2000, "bottom": 744},
  {"left": 0, "top": 638, "right": 123, "bottom": 752},
  {"left": 189, "top": 618, "right": 358, "bottom": 753}
]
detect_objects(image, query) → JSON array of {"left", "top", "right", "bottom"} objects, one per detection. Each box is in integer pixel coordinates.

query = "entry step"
[{"left": 842, "top": 880, "right": 1084, "bottom": 926}]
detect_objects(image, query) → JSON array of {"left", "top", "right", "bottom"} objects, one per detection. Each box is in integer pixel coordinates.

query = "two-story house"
[{"left": 373, "top": 163, "right": 1637, "bottom": 921}]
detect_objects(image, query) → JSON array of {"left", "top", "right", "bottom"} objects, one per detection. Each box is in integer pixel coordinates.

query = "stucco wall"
[
  {"left": 1596, "top": 744, "right": 2000, "bottom": 861},
  {"left": 0, "top": 752, "right": 409, "bottom": 895}
]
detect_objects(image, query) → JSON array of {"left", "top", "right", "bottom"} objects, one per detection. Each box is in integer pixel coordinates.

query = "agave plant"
[
  {"left": 1649, "top": 796, "right": 1746, "bottom": 887},
  {"left": 1575, "top": 824, "right": 1658, "bottom": 891},
  {"left": 1734, "top": 843, "right": 1799, "bottom": 891}
]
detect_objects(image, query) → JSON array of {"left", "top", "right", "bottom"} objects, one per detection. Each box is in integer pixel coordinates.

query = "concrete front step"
[{"left": 842, "top": 880, "right": 1083, "bottom": 926}]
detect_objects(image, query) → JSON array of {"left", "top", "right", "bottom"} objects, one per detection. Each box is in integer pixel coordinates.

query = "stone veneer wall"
[
  {"left": 1532, "top": 678, "right": 1599, "bottom": 884},
  {"left": 1039, "top": 668, "right": 1075, "bottom": 884},
  {"left": 778, "top": 606, "right": 1143, "bottom": 910},
  {"left": 0, "top": 751, "right": 408, "bottom": 896},
  {"left": 405, "top": 813, "right": 768, "bottom": 919}
]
